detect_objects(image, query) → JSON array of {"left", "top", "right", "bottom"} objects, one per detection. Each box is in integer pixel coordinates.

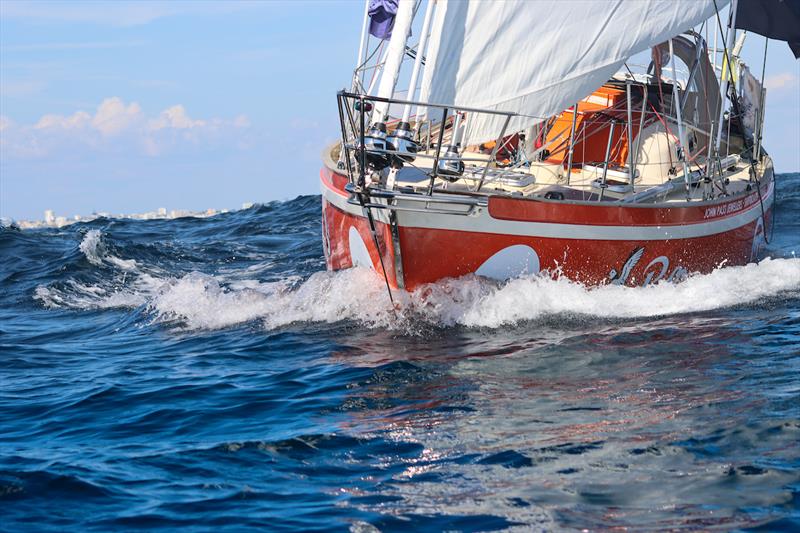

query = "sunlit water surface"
[{"left": 1, "top": 174, "right": 799, "bottom": 531}]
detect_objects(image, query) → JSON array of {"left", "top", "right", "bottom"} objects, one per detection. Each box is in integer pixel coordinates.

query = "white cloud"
[
  {"left": 764, "top": 72, "right": 798, "bottom": 91},
  {"left": 1, "top": 97, "right": 250, "bottom": 158},
  {"left": 92, "top": 98, "right": 142, "bottom": 136},
  {"left": 31, "top": 98, "right": 143, "bottom": 137},
  {"left": 35, "top": 111, "right": 91, "bottom": 131},
  {"left": 148, "top": 105, "right": 205, "bottom": 131}
]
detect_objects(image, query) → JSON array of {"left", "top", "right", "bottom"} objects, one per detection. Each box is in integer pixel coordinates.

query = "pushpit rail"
[{"left": 336, "top": 90, "right": 519, "bottom": 203}]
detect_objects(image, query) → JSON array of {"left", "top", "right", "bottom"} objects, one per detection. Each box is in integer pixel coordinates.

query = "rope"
[{"left": 366, "top": 41, "right": 386, "bottom": 92}]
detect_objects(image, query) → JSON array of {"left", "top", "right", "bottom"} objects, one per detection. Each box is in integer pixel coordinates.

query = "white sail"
[
  {"left": 417, "top": 0, "right": 448, "bottom": 123},
  {"left": 420, "top": 0, "right": 729, "bottom": 145}
]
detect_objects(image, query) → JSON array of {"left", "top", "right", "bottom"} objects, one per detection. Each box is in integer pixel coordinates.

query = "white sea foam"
[
  {"left": 36, "top": 231, "right": 800, "bottom": 330},
  {"left": 79, "top": 229, "right": 137, "bottom": 270},
  {"left": 149, "top": 268, "right": 394, "bottom": 330},
  {"left": 79, "top": 230, "right": 104, "bottom": 266},
  {"left": 146, "top": 257, "right": 800, "bottom": 331},
  {"left": 421, "top": 257, "right": 800, "bottom": 328},
  {"left": 35, "top": 230, "right": 157, "bottom": 310},
  {"left": 34, "top": 280, "right": 148, "bottom": 309},
  {"left": 151, "top": 273, "right": 293, "bottom": 330}
]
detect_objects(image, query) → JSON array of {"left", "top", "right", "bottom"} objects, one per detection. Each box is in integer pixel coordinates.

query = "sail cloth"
[
  {"left": 419, "top": 0, "right": 728, "bottom": 146},
  {"left": 735, "top": 0, "right": 800, "bottom": 58},
  {"left": 738, "top": 62, "right": 764, "bottom": 135}
]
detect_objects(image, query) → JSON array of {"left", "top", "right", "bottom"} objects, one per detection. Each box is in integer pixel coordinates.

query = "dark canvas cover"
[{"left": 735, "top": 0, "right": 800, "bottom": 58}]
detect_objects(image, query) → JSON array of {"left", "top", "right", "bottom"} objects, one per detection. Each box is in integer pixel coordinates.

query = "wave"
[
  {"left": 79, "top": 229, "right": 138, "bottom": 270},
  {"left": 419, "top": 257, "right": 800, "bottom": 327},
  {"left": 34, "top": 230, "right": 162, "bottom": 310},
  {"left": 33, "top": 229, "right": 800, "bottom": 330}
]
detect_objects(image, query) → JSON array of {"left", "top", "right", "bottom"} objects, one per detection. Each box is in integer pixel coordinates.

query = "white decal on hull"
[
  {"left": 609, "top": 247, "right": 645, "bottom": 285},
  {"left": 348, "top": 227, "right": 374, "bottom": 270},
  {"left": 476, "top": 245, "right": 541, "bottom": 281},
  {"left": 610, "top": 247, "right": 691, "bottom": 287}
]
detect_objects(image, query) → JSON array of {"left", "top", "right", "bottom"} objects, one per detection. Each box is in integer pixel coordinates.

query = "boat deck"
[{"left": 376, "top": 153, "right": 760, "bottom": 206}]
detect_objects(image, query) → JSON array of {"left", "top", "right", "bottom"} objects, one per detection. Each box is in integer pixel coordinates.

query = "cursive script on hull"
[{"left": 608, "top": 246, "right": 689, "bottom": 287}]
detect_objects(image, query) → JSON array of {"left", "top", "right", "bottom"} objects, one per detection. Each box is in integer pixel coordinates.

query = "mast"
[
  {"left": 388, "top": 0, "right": 436, "bottom": 163},
  {"left": 354, "top": 0, "right": 371, "bottom": 91},
  {"left": 372, "top": 0, "right": 415, "bottom": 124},
  {"left": 363, "top": 0, "right": 415, "bottom": 170}
]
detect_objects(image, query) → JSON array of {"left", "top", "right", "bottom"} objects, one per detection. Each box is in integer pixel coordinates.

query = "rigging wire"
[
  {"left": 354, "top": 96, "right": 398, "bottom": 312},
  {"left": 712, "top": 0, "right": 773, "bottom": 245},
  {"left": 363, "top": 201, "right": 398, "bottom": 310}
]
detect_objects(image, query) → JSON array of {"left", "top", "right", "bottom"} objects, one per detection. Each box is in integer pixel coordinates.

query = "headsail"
[{"left": 420, "top": 0, "right": 729, "bottom": 146}]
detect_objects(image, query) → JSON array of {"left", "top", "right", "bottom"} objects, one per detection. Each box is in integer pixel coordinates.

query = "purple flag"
[{"left": 368, "top": 0, "right": 399, "bottom": 40}]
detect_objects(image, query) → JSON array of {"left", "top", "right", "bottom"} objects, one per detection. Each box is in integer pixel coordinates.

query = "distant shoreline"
[{"left": 3, "top": 203, "right": 257, "bottom": 230}]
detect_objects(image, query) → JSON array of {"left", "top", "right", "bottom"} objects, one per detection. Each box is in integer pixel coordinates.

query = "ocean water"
[{"left": 1, "top": 173, "right": 799, "bottom": 532}]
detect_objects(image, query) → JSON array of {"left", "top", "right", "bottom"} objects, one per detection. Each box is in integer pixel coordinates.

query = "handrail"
[
  {"left": 342, "top": 143, "right": 494, "bottom": 164},
  {"left": 345, "top": 182, "right": 487, "bottom": 206},
  {"left": 346, "top": 199, "right": 483, "bottom": 217},
  {"left": 336, "top": 90, "right": 523, "bottom": 208}
]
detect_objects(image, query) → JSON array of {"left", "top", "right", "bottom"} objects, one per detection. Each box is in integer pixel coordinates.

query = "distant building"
[{"left": 15, "top": 202, "right": 252, "bottom": 230}]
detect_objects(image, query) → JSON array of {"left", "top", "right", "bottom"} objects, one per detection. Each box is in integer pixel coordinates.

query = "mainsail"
[{"left": 419, "top": 0, "right": 729, "bottom": 146}]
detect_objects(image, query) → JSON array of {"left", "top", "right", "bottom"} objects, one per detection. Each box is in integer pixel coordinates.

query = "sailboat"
[{"left": 321, "top": 0, "right": 799, "bottom": 291}]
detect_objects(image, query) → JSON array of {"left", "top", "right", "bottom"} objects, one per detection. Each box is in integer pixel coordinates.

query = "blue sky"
[{"left": 1, "top": 0, "right": 798, "bottom": 221}]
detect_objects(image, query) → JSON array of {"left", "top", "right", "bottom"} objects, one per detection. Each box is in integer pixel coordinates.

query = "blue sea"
[{"left": 2, "top": 173, "right": 799, "bottom": 532}]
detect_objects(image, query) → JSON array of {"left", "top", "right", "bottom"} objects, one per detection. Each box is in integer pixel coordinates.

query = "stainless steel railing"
[{"left": 336, "top": 91, "right": 519, "bottom": 199}]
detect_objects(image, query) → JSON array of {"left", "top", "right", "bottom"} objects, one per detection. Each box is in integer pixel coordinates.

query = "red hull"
[{"left": 320, "top": 167, "right": 773, "bottom": 290}]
